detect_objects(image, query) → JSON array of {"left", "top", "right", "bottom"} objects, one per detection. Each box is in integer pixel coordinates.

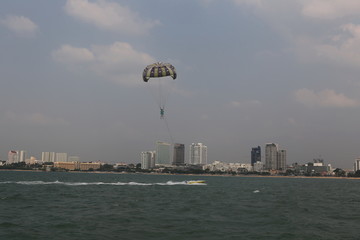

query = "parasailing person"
[{"left": 142, "top": 62, "right": 177, "bottom": 119}]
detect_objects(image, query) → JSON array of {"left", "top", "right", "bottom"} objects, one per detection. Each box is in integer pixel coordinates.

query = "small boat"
[{"left": 186, "top": 180, "right": 206, "bottom": 184}]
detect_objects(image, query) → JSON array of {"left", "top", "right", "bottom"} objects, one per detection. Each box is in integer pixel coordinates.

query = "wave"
[{"left": 0, "top": 180, "right": 206, "bottom": 186}]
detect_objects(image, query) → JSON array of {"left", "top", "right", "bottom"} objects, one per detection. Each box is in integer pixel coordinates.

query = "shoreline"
[{"left": 1, "top": 169, "right": 359, "bottom": 180}]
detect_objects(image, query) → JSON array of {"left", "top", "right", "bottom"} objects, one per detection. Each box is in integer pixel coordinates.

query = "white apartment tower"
[
  {"left": 19, "top": 150, "right": 27, "bottom": 163},
  {"left": 56, "top": 153, "right": 68, "bottom": 162},
  {"left": 7, "top": 150, "right": 26, "bottom": 164},
  {"left": 354, "top": 158, "right": 360, "bottom": 172},
  {"left": 189, "top": 143, "right": 207, "bottom": 165},
  {"left": 7, "top": 151, "right": 18, "bottom": 164},
  {"left": 141, "top": 151, "right": 156, "bottom": 169},
  {"left": 42, "top": 152, "right": 56, "bottom": 163}
]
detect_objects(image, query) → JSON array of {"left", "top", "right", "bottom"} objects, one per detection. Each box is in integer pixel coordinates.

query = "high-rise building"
[
  {"left": 189, "top": 143, "right": 207, "bottom": 165},
  {"left": 173, "top": 143, "right": 185, "bottom": 166},
  {"left": 141, "top": 151, "right": 156, "bottom": 169},
  {"left": 7, "top": 151, "right": 18, "bottom": 164},
  {"left": 354, "top": 158, "right": 360, "bottom": 172},
  {"left": 42, "top": 152, "right": 56, "bottom": 162},
  {"left": 265, "top": 143, "right": 287, "bottom": 170},
  {"left": 19, "top": 150, "right": 27, "bottom": 163},
  {"left": 251, "top": 146, "right": 261, "bottom": 166},
  {"left": 156, "top": 141, "right": 171, "bottom": 166},
  {"left": 56, "top": 153, "right": 68, "bottom": 162},
  {"left": 265, "top": 143, "right": 278, "bottom": 170},
  {"left": 6, "top": 150, "right": 27, "bottom": 164},
  {"left": 277, "top": 150, "right": 286, "bottom": 170}
]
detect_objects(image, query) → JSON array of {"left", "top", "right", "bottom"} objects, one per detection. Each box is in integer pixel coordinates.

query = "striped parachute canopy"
[{"left": 142, "top": 62, "right": 177, "bottom": 82}]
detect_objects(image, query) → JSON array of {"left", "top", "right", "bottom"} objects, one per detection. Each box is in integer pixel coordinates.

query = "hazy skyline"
[{"left": 1, "top": 0, "right": 360, "bottom": 169}]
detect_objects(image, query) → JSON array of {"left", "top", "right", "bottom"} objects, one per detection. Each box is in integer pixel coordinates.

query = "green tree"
[
  {"left": 100, "top": 164, "right": 114, "bottom": 172},
  {"left": 333, "top": 168, "right": 346, "bottom": 177},
  {"left": 352, "top": 170, "right": 360, "bottom": 177}
]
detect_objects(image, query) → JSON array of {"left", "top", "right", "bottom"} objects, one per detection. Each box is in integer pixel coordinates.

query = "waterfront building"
[
  {"left": 7, "top": 150, "right": 18, "bottom": 164},
  {"left": 305, "top": 162, "right": 332, "bottom": 175},
  {"left": 6, "top": 150, "right": 27, "bottom": 164},
  {"left": 25, "top": 157, "right": 42, "bottom": 165},
  {"left": 141, "top": 151, "right": 156, "bottom": 169},
  {"left": 251, "top": 146, "right": 261, "bottom": 166},
  {"left": 265, "top": 143, "right": 287, "bottom": 171},
  {"left": 42, "top": 152, "right": 55, "bottom": 162},
  {"left": 253, "top": 161, "right": 264, "bottom": 172},
  {"left": 79, "top": 162, "right": 101, "bottom": 171},
  {"left": 54, "top": 161, "right": 80, "bottom": 171},
  {"left": 156, "top": 141, "right": 171, "bottom": 166},
  {"left": 114, "top": 162, "right": 128, "bottom": 170},
  {"left": 54, "top": 162, "right": 80, "bottom": 171},
  {"left": 19, "top": 150, "right": 27, "bottom": 163},
  {"left": 354, "top": 158, "right": 360, "bottom": 172},
  {"left": 292, "top": 159, "right": 332, "bottom": 175},
  {"left": 189, "top": 143, "right": 207, "bottom": 165},
  {"left": 277, "top": 150, "right": 286, "bottom": 170},
  {"left": 54, "top": 161, "right": 100, "bottom": 171},
  {"left": 173, "top": 143, "right": 185, "bottom": 166},
  {"left": 203, "top": 161, "right": 252, "bottom": 173},
  {"left": 56, "top": 153, "right": 68, "bottom": 162},
  {"left": 265, "top": 143, "right": 278, "bottom": 170},
  {"left": 296, "top": 158, "right": 329, "bottom": 175}
]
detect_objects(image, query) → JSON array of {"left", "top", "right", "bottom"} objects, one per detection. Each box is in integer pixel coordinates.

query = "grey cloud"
[
  {"left": 0, "top": 15, "right": 38, "bottom": 35},
  {"left": 64, "top": 0, "right": 160, "bottom": 34},
  {"left": 295, "top": 88, "right": 359, "bottom": 108}
]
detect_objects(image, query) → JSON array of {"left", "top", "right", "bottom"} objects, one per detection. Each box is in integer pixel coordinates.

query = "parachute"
[
  {"left": 142, "top": 62, "right": 177, "bottom": 82},
  {"left": 142, "top": 62, "right": 177, "bottom": 143},
  {"left": 142, "top": 62, "right": 177, "bottom": 119}
]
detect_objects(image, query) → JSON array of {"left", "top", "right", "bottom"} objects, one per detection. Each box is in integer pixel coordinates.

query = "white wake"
[{"left": 0, "top": 180, "right": 207, "bottom": 186}]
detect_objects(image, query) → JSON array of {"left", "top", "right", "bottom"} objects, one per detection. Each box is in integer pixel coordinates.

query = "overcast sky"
[{"left": 1, "top": 0, "right": 360, "bottom": 169}]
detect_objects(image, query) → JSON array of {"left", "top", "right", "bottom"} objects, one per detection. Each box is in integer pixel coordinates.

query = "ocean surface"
[{"left": 0, "top": 171, "right": 359, "bottom": 240}]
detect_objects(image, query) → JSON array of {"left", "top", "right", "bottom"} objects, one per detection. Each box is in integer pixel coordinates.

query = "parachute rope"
[
  {"left": 142, "top": 62, "right": 177, "bottom": 144},
  {"left": 158, "top": 77, "right": 164, "bottom": 109}
]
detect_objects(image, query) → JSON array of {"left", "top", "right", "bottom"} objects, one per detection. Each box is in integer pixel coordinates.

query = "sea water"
[{"left": 0, "top": 171, "right": 359, "bottom": 240}]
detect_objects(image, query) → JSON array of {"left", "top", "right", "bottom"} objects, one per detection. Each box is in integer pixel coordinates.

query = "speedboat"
[{"left": 186, "top": 180, "right": 206, "bottom": 184}]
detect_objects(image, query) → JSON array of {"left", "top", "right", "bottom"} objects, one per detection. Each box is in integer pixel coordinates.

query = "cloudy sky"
[{"left": 1, "top": 0, "right": 360, "bottom": 169}]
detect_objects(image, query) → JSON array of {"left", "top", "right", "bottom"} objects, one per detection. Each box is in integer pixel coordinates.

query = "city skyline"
[
  {"left": 1, "top": 140, "right": 357, "bottom": 170},
  {"left": 5, "top": 150, "right": 79, "bottom": 164},
  {"left": 4, "top": 143, "right": 360, "bottom": 172},
  {"left": 1, "top": 1, "right": 360, "bottom": 169}
]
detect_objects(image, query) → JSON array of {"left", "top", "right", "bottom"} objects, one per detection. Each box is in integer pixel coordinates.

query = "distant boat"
[{"left": 186, "top": 180, "right": 206, "bottom": 184}]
